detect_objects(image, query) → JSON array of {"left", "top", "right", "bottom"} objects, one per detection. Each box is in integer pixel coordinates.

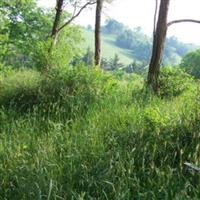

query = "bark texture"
[
  {"left": 51, "top": 0, "right": 64, "bottom": 44},
  {"left": 95, "top": 0, "right": 103, "bottom": 66},
  {"left": 147, "top": 0, "right": 170, "bottom": 92}
]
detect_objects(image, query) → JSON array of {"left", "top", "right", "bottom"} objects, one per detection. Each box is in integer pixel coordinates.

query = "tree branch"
[
  {"left": 71, "top": 1, "right": 78, "bottom": 18},
  {"left": 168, "top": 19, "right": 200, "bottom": 27},
  {"left": 58, "top": 1, "right": 96, "bottom": 32},
  {"left": 51, "top": 0, "right": 64, "bottom": 38}
]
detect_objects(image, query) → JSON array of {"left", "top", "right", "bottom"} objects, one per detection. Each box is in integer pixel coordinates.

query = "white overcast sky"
[{"left": 38, "top": 0, "right": 200, "bottom": 44}]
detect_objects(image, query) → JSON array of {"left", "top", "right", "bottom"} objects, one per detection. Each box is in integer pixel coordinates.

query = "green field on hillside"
[
  {"left": 81, "top": 29, "right": 133, "bottom": 65},
  {"left": 1, "top": 2, "right": 200, "bottom": 198}
]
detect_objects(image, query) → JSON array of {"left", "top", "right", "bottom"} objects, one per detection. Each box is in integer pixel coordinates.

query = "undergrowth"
[{"left": 0, "top": 67, "right": 199, "bottom": 199}]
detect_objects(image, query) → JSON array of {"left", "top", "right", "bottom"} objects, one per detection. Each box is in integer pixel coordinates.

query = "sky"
[{"left": 38, "top": 0, "right": 200, "bottom": 44}]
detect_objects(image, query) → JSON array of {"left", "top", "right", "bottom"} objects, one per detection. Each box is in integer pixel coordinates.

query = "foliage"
[
  {"left": 180, "top": 49, "right": 200, "bottom": 78},
  {"left": 124, "top": 60, "right": 147, "bottom": 75},
  {"left": 166, "top": 36, "right": 197, "bottom": 57},
  {"left": 0, "top": 66, "right": 117, "bottom": 116},
  {"left": 158, "top": 67, "right": 195, "bottom": 97},
  {"left": 0, "top": 69, "right": 43, "bottom": 109},
  {"left": 163, "top": 37, "right": 198, "bottom": 65},
  {"left": 99, "top": 19, "right": 198, "bottom": 66},
  {"left": 0, "top": 0, "right": 82, "bottom": 70},
  {"left": 0, "top": 66, "right": 200, "bottom": 199},
  {"left": 102, "top": 18, "right": 125, "bottom": 35},
  {"left": 78, "top": 48, "right": 125, "bottom": 71},
  {"left": 0, "top": 0, "right": 53, "bottom": 68},
  {"left": 81, "top": 28, "right": 133, "bottom": 64},
  {"left": 116, "top": 27, "right": 151, "bottom": 63},
  {"left": 0, "top": 1, "right": 200, "bottom": 199},
  {"left": 81, "top": 47, "right": 94, "bottom": 66},
  {"left": 49, "top": 26, "right": 83, "bottom": 70},
  {"left": 101, "top": 54, "right": 124, "bottom": 71},
  {"left": 40, "top": 66, "right": 117, "bottom": 118}
]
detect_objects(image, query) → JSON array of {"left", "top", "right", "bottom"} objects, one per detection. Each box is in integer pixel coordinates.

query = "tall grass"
[{"left": 0, "top": 67, "right": 199, "bottom": 199}]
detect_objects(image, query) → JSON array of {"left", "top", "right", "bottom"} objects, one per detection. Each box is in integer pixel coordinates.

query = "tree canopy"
[{"left": 180, "top": 49, "right": 200, "bottom": 78}]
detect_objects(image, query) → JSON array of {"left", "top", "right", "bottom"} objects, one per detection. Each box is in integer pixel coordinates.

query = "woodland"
[{"left": 0, "top": 0, "right": 200, "bottom": 199}]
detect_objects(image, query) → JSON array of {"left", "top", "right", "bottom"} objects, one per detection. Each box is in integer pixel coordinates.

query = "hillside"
[
  {"left": 1, "top": 2, "right": 200, "bottom": 199},
  {"left": 81, "top": 19, "right": 198, "bottom": 66},
  {"left": 81, "top": 29, "right": 133, "bottom": 65}
]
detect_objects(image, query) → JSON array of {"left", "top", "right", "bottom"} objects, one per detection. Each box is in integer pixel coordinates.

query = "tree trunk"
[
  {"left": 147, "top": 0, "right": 170, "bottom": 92},
  {"left": 95, "top": 0, "right": 103, "bottom": 66},
  {"left": 51, "top": 0, "right": 64, "bottom": 45}
]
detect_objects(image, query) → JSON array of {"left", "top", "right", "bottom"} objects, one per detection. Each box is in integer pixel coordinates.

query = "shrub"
[
  {"left": 158, "top": 67, "right": 194, "bottom": 98},
  {"left": 40, "top": 67, "right": 118, "bottom": 117},
  {"left": 33, "top": 26, "right": 83, "bottom": 71},
  {"left": 0, "top": 66, "right": 200, "bottom": 199},
  {"left": 0, "top": 69, "right": 42, "bottom": 109},
  {"left": 180, "top": 49, "right": 200, "bottom": 79},
  {"left": 0, "top": 67, "right": 118, "bottom": 119}
]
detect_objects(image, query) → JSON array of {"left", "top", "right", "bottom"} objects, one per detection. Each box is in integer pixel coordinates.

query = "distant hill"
[
  {"left": 81, "top": 19, "right": 199, "bottom": 66},
  {"left": 81, "top": 29, "right": 133, "bottom": 65}
]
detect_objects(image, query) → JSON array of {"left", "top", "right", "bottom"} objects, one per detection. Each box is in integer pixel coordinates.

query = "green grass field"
[
  {"left": 0, "top": 67, "right": 200, "bottom": 199},
  {"left": 81, "top": 29, "right": 133, "bottom": 65}
]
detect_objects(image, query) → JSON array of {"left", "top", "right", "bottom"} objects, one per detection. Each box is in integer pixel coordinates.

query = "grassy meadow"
[
  {"left": 0, "top": 66, "right": 199, "bottom": 199},
  {"left": 81, "top": 29, "right": 133, "bottom": 64}
]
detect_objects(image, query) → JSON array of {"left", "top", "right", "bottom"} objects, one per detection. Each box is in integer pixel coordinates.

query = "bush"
[
  {"left": 0, "top": 66, "right": 200, "bottom": 199},
  {"left": 180, "top": 49, "right": 200, "bottom": 79},
  {"left": 33, "top": 26, "right": 83, "bottom": 71},
  {"left": 158, "top": 67, "right": 194, "bottom": 98},
  {"left": 0, "top": 67, "right": 118, "bottom": 118},
  {"left": 0, "top": 69, "right": 42, "bottom": 109},
  {"left": 40, "top": 66, "right": 118, "bottom": 118}
]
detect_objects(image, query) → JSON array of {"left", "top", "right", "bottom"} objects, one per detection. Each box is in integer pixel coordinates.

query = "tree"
[
  {"left": 51, "top": 0, "right": 64, "bottom": 45},
  {"left": 94, "top": 0, "right": 113, "bottom": 66},
  {"left": 147, "top": 0, "right": 170, "bottom": 92},
  {"left": 115, "top": 27, "right": 151, "bottom": 63},
  {"left": 0, "top": 0, "right": 52, "bottom": 67},
  {"left": 0, "top": 0, "right": 82, "bottom": 70},
  {"left": 116, "top": 29, "right": 135, "bottom": 49},
  {"left": 100, "top": 55, "right": 123, "bottom": 71},
  {"left": 103, "top": 19, "right": 124, "bottom": 35},
  {"left": 124, "top": 61, "right": 146, "bottom": 74},
  {"left": 51, "top": 0, "right": 96, "bottom": 45},
  {"left": 180, "top": 49, "right": 200, "bottom": 79},
  {"left": 94, "top": 0, "right": 103, "bottom": 66},
  {"left": 147, "top": 0, "right": 200, "bottom": 93},
  {"left": 82, "top": 47, "right": 94, "bottom": 66}
]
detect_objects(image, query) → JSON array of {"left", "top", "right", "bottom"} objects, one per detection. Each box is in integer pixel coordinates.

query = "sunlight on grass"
[{"left": 0, "top": 67, "right": 199, "bottom": 199}]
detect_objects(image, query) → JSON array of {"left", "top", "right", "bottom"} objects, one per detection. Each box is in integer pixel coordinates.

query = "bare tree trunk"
[
  {"left": 95, "top": 0, "right": 103, "bottom": 66},
  {"left": 51, "top": 0, "right": 64, "bottom": 45},
  {"left": 147, "top": 0, "right": 170, "bottom": 92}
]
